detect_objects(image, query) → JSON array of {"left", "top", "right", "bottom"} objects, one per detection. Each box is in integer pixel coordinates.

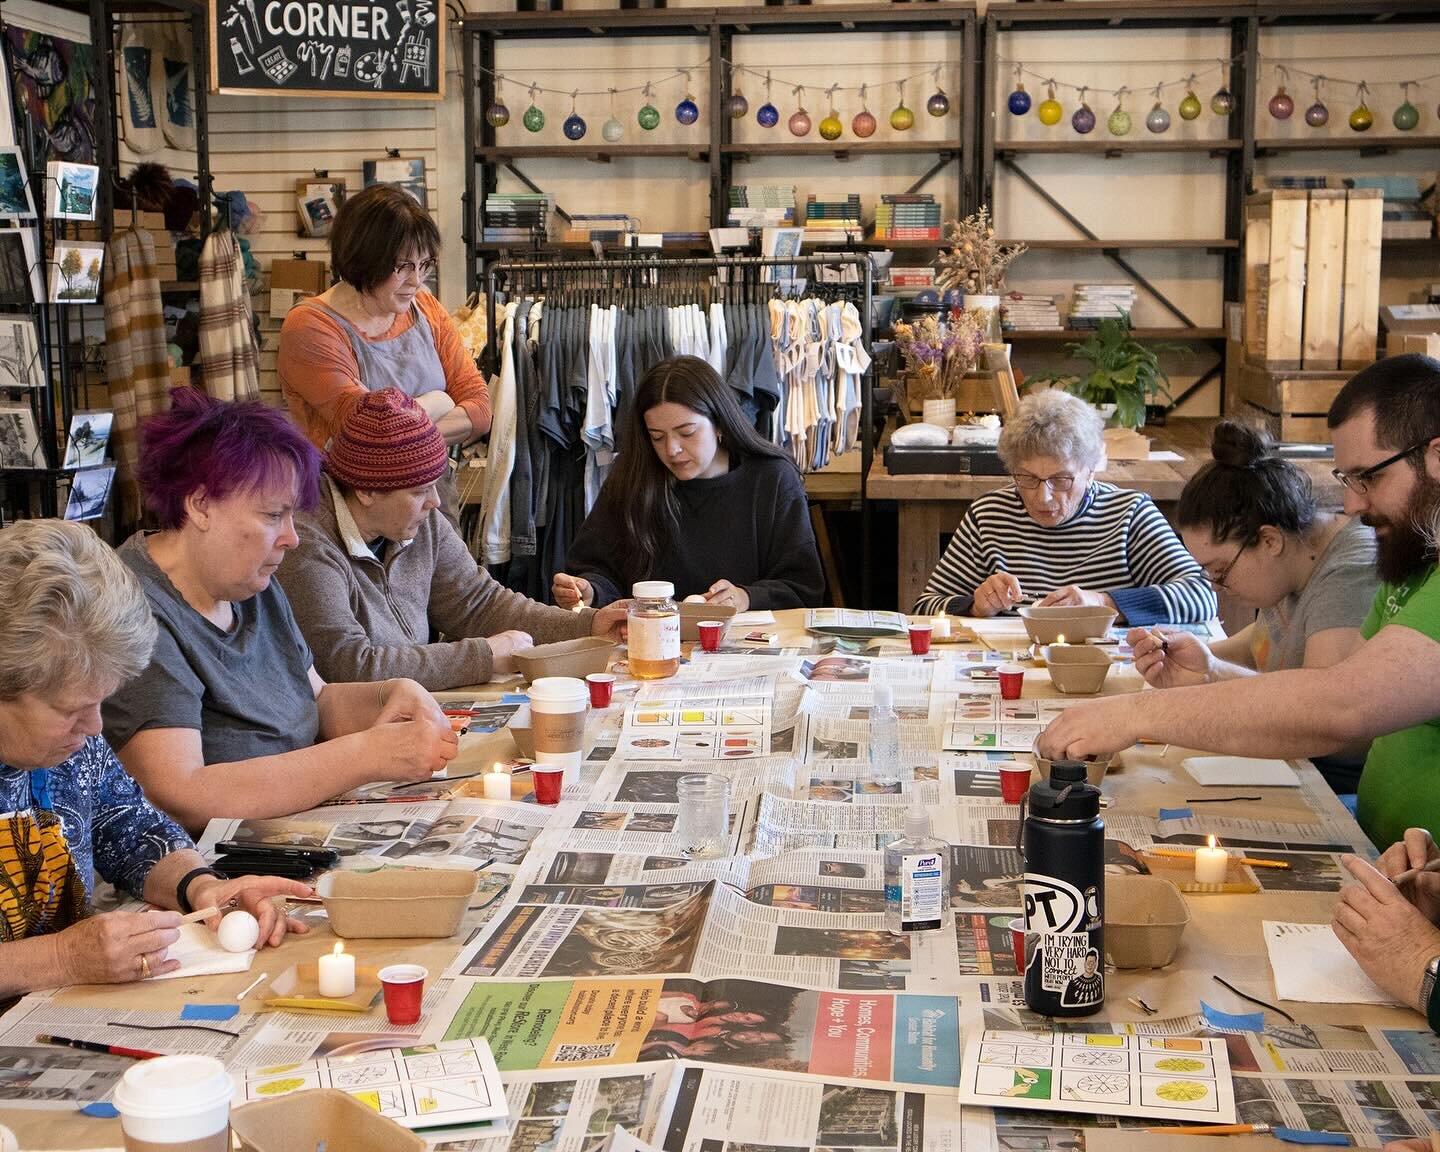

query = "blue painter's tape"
[
  {"left": 1274, "top": 1129, "right": 1350, "bottom": 1145},
  {"left": 1159, "top": 807, "right": 1193, "bottom": 821},
  {"left": 501, "top": 693, "right": 529, "bottom": 703},
  {"left": 1200, "top": 1000, "right": 1264, "bottom": 1032},
  {"left": 79, "top": 1102, "right": 120, "bottom": 1118},
  {"left": 181, "top": 1003, "right": 240, "bottom": 1021}
]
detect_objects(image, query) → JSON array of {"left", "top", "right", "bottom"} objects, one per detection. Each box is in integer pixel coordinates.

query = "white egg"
[
  {"left": 683, "top": 594, "right": 707, "bottom": 604},
  {"left": 216, "top": 909, "right": 260, "bottom": 953}
]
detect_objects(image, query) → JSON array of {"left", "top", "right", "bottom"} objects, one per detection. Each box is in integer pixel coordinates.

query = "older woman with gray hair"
[
  {"left": 914, "top": 389, "right": 1215, "bottom": 624},
  {"left": 0, "top": 520, "right": 309, "bottom": 997}
]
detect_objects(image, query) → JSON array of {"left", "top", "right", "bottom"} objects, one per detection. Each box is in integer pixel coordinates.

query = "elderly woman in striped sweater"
[{"left": 913, "top": 389, "right": 1216, "bottom": 626}]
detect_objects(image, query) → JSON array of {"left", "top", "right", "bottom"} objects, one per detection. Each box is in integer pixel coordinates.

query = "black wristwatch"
[
  {"left": 177, "top": 866, "right": 224, "bottom": 914},
  {"left": 1421, "top": 955, "right": 1440, "bottom": 1010}
]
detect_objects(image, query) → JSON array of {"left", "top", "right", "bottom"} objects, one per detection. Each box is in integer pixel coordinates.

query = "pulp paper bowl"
[
  {"left": 1017, "top": 605, "right": 1118, "bottom": 645},
  {"left": 1042, "top": 644, "right": 1113, "bottom": 694},
  {"left": 316, "top": 869, "right": 477, "bottom": 939},
  {"left": 1104, "top": 874, "right": 1191, "bottom": 969},
  {"left": 514, "top": 637, "right": 615, "bottom": 682},
  {"left": 1033, "top": 752, "right": 1115, "bottom": 787},
  {"left": 680, "top": 601, "right": 737, "bottom": 642},
  {"left": 232, "top": 1089, "right": 425, "bottom": 1152}
]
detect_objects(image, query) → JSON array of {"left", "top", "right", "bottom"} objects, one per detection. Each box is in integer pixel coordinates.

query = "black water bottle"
[{"left": 1021, "top": 760, "right": 1105, "bottom": 1017}]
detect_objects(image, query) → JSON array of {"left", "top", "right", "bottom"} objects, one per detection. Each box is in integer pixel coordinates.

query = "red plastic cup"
[
  {"left": 999, "top": 763, "right": 1031, "bottom": 805},
  {"left": 697, "top": 620, "right": 725, "bottom": 653},
  {"left": 533, "top": 766, "right": 565, "bottom": 805},
  {"left": 907, "top": 623, "right": 933, "bottom": 655},
  {"left": 586, "top": 673, "right": 615, "bottom": 709},
  {"left": 998, "top": 662, "right": 1025, "bottom": 701},
  {"left": 1008, "top": 917, "right": 1027, "bottom": 975},
  {"left": 379, "top": 964, "right": 427, "bottom": 1026}
]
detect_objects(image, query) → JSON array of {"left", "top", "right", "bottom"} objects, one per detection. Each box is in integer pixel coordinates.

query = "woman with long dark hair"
[{"left": 552, "top": 356, "right": 824, "bottom": 611}]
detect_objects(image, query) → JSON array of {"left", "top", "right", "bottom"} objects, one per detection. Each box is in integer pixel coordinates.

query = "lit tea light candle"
[
  {"left": 482, "top": 762, "right": 511, "bottom": 800},
  {"left": 318, "top": 942, "right": 356, "bottom": 998},
  {"left": 1055, "top": 634, "right": 1067, "bottom": 646},
  {"left": 931, "top": 615, "right": 951, "bottom": 641},
  {"left": 1194, "top": 835, "right": 1229, "bottom": 885}
]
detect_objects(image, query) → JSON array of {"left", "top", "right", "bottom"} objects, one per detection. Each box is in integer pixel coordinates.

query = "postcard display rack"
[{"left": 0, "top": 0, "right": 213, "bottom": 522}]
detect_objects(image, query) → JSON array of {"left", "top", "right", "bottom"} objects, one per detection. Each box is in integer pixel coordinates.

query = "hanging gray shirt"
[{"left": 103, "top": 534, "right": 320, "bottom": 766}]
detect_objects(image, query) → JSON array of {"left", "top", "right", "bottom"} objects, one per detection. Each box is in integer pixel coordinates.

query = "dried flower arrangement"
[
  {"left": 935, "top": 206, "right": 1027, "bottom": 296},
  {"left": 893, "top": 308, "right": 985, "bottom": 401}
]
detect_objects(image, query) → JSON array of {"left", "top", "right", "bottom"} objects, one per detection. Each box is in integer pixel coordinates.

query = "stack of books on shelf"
[
  {"left": 481, "top": 193, "right": 553, "bottom": 243},
  {"left": 888, "top": 266, "right": 937, "bottom": 291},
  {"left": 1000, "top": 292, "right": 1064, "bottom": 332},
  {"left": 1068, "top": 282, "right": 1136, "bottom": 329},
  {"left": 562, "top": 214, "right": 638, "bottom": 244},
  {"left": 803, "top": 194, "right": 864, "bottom": 243},
  {"left": 873, "top": 194, "right": 941, "bottom": 243},
  {"left": 728, "top": 185, "right": 797, "bottom": 229}
]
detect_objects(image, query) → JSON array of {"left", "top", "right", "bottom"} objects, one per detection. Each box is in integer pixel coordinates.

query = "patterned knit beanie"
[{"left": 325, "top": 388, "right": 448, "bottom": 491}]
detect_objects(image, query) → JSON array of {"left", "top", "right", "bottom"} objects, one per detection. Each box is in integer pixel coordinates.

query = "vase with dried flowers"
[
  {"left": 935, "top": 206, "right": 1027, "bottom": 342},
  {"left": 893, "top": 308, "right": 985, "bottom": 427}
]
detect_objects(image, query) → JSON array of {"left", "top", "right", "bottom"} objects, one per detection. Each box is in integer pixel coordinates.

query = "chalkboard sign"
[{"left": 209, "top": 0, "right": 444, "bottom": 99}]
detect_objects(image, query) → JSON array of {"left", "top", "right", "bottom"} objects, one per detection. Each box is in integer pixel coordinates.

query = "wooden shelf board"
[
  {"left": 1005, "top": 327, "right": 1226, "bottom": 342},
  {"left": 722, "top": 141, "right": 964, "bottom": 158},
  {"left": 476, "top": 145, "right": 709, "bottom": 161},
  {"left": 1257, "top": 136, "right": 1440, "bottom": 154},
  {"left": 996, "top": 138, "right": 1242, "bottom": 155}
]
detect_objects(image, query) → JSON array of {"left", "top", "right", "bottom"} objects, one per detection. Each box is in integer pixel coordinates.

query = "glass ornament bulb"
[
  {"left": 1269, "top": 85, "right": 1294, "bottom": 120},
  {"left": 852, "top": 108, "right": 877, "bottom": 138},
  {"left": 563, "top": 112, "right": 586, "bottom": 141},
  {"left": 637, "top": 104, "right": 660, "bottom": 131},
  {"left": 1108, "top": 105, "right": 1132, "bottom": 136},
  {"left": 601, "top": 115, "right": 624, "bottom": 143},
  {"left": 725, "top": 92, "right": 749, "bottom": 120},
  {"left": 927, "top": 88, "right": 950, "bottom": 118},
  {"left": 819, "top": 113, "right": 843, "bottom": 141},
  {"left": 1393, "top": 101, "right": 1420, "bottom": 131},
  {"left": 486, "top": 100, "right": 510, "bottom": 128},
  {"left": 522, "top": 104, "right": 545, "bottom": 133},
  {"left": 756, "top": 102, "right": 779, "bottom": 128},
  {"left": 1178, "top": 90, "right": 1202, "bottom": 121},
  {"left": 1009, "top": 82, "right": 1032, "bottom": 116},
  {"left": 675, "top": 96, "right": 699, "bottom": 125},
  {"left": 1348, "top": 101, "right": 1373, "bottom": 132},
  {"left": 890, "top": 101, "right": 914, "bottom": 131},
  {"left": 1071, "top": 102, "right": 1096, "bottom": 134},
  {"left": 1145, "top": 101, "right": 1170, "bottom": 134},
  {"left": 1305, "top": 100, "right": 1329, "bottom": 127},
  {"left": 788, "top": 108, "right": 812, "bottom": 137},
  {"left": 1210, "top": 86, "right": 1235, "bottom": 116}
]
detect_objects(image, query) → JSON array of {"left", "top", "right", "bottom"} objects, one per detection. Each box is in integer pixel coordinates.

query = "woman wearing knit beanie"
[{"left": 278, "top": 388, "right": 628, "bottom": 690}]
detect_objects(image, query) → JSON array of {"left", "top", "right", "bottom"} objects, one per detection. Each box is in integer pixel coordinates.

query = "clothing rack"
[{"left": 483, "top": 252, "right": 877, "bottom": 604}]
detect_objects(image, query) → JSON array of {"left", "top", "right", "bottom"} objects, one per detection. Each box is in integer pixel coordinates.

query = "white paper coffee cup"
[
  {"left": 528, "top": 676, "right": 588, "bottom": 771},
  {"left": 113, "top": 1055, "right": 232, "bottom": 1152}
]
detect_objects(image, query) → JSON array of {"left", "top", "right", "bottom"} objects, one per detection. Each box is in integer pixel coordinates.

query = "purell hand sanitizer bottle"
[{"left": 884, "top": 808, "right": 951, "bottom": 934}]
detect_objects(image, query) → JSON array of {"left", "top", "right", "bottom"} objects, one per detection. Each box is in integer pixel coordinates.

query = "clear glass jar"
[
  {"left": 627, "top": 580, "right": 680, "bottom": 679},
  {"left": 676, "top": 773, "right": 730, "bottom": 858}
]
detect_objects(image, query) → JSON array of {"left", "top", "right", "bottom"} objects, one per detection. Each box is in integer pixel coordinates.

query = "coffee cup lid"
[
  {"left": 113, "top": 1055, "right": 232, "bottom": 1118},
  {"left": 528, "top": 676, "right": 588, "bottom": 701}
]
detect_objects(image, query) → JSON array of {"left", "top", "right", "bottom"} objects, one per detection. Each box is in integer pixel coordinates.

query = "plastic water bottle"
[
  {"left": 869, "top": 684, "right": 900, "bottom": 788},
  {"left": 884, "top": 808, "right": 951, "bottom": 934}
]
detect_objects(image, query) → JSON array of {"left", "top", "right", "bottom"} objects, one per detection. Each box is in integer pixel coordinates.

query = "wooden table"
[
  {"left": 868, "top": 417, "right": 1344, "bottom": 611},
  {"left": 0, "top": 609, "right": 1409, "bottom": 1152}
]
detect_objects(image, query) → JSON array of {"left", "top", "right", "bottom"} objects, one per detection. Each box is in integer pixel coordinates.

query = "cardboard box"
[
  {"left": 513, "top": 637, "right": 615, "bottom": 682},
  {"left": 1104, "top": 875, "right": 1191, "bottom": 969},
  {"left": 679, "top": 600, "right": 737, "bottom": 641},
  {"left": 232, "top": 1088, "right": 425, "bottom": 1151},
  {"left": 271, "top": 257, "right": 329, "bottom": 295},
  {"left": 1399, "top": 332, "right": 1440, "bottom": 358},
  {"left": 316, "top": 869, "right": 476, "bottom": 939}
]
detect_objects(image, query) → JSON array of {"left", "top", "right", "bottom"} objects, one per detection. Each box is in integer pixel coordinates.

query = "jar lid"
[
  {"left": 632, "top": 581, "right": 675, "bottom": 599},
  {"left": 1028, "top": 760, "right": 1101, "bottom": 820}
]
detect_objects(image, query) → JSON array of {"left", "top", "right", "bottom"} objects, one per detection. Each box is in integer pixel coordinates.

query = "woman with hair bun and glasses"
[
  {"left": 914, "top": 388, "right": 1215, "bottom": 625},
  {"left": 277, "top": 184, "right": 491, "bottom": 458},
  {"left": 1129, "top": 419, "right": 1376, "bottom": 792},
  {"left": 552, "top": 356, "right": 824, "bottom": 612}
]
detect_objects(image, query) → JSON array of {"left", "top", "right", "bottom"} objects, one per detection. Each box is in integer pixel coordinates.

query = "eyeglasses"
[
  {"left": 1204, "top": 534, "right": 1254, "bottom": 590},
  {"left": 1013, "top": 471, "right": 1078, "bottom": 493},
  {"left": 1331, "top": 440, "right": 1432, "bottom": 494},
  {"left": 393, "top": 258, "right": 438, "bottom": 280}
]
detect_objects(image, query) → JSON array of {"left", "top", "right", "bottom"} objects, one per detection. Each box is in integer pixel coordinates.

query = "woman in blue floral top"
[{"left": 0, "top": 520, "right": 309, "bottom": 999}]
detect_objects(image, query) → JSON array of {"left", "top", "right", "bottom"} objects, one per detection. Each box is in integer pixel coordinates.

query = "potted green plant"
[{"left": 1027, "top": 313, "right": 1177, "bottom": 429}]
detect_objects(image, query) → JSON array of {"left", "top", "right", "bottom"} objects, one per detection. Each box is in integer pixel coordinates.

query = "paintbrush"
[{"left": 1391, "top": 858, "right": 1440, "bottom": 886}]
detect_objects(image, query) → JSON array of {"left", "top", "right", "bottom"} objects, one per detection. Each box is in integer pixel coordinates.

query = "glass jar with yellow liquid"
[{"left": 627, "top": 580, "right": 680, "bottom": 679}]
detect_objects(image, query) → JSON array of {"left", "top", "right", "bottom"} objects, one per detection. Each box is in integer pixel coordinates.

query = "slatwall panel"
[{"left": 205, "top": 94, "right": 443, "bottom": 404}]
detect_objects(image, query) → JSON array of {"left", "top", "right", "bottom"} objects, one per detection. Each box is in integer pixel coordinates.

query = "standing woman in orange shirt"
[{"left": 278, "top": 185, "right": 491, "bottom": 513}]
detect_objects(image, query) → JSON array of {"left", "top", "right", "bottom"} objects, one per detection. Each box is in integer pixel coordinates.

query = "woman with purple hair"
[{"left": 101, "top": 388, "right": 457, "bottom": 834}]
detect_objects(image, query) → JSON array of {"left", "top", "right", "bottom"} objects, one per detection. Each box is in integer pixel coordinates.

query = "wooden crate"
[
  {"left": 1228, "top": 359, "right": 1350, "bottom": 444},
  {"left": 1243, "top": 188, "right": 1381, "bottom": 372}
]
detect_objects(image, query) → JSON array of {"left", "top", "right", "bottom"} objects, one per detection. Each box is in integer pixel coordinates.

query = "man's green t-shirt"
[{"left": 1355, "top": 565, "right": 1440, "bottom": 850}]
